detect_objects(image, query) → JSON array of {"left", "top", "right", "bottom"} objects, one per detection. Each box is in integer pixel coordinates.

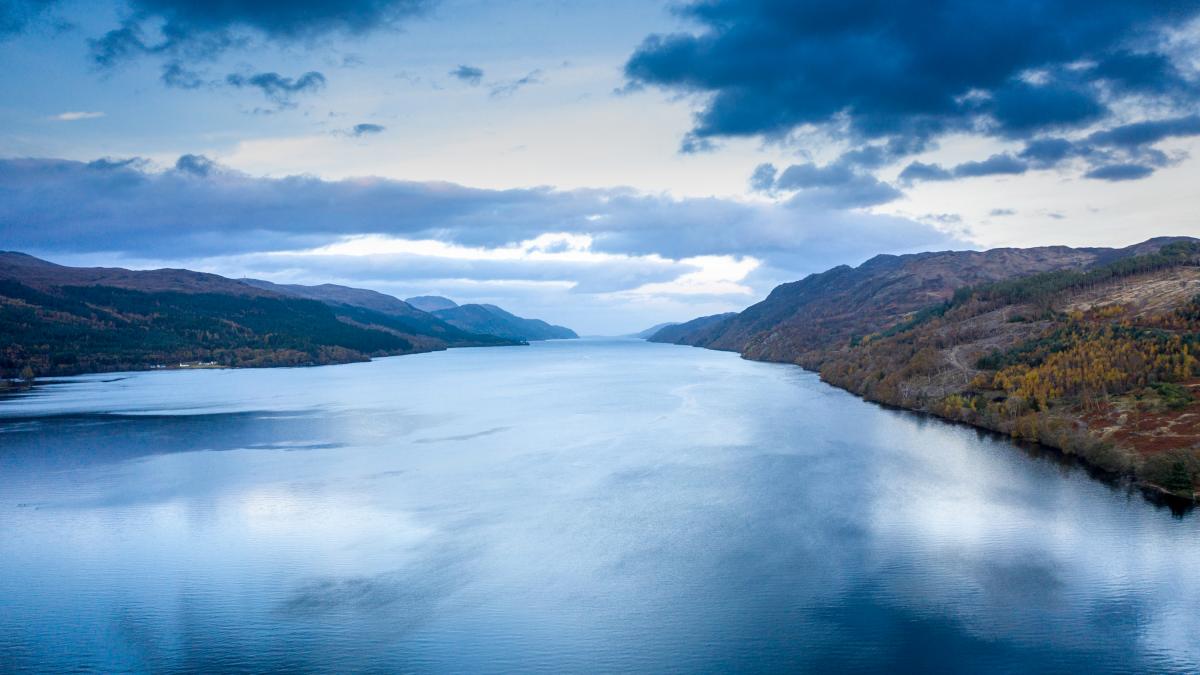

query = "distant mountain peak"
[
  {"left": 405, "top": 295, "right": 459, "bottom": 312},
  {"left": 431, "top": 302, "right": 577, "bottom": 341},
  {"left": 629, "top": 322, "right": 678, "bottom": 339}
]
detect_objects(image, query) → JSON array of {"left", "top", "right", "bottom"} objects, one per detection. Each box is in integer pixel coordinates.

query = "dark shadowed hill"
[
  {"left": 241, "top": 279, "right": 510, "bottom": 348},
  {"left": 432, "top": 303, "right": 577, "bottom": 341},
  {"left": 648, "top": 314, "right": 734, "bottom": 343},
  {"left": 0, "top": 252, "right": 518, "bottom": 378}
]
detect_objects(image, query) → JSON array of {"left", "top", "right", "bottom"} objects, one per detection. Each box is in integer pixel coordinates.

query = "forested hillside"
[{"left": 0, "top": 252, "right": 518, "bottom": 378}]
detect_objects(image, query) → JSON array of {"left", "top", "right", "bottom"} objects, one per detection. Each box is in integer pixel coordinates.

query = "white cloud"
[
  {"left": 617, "top": 255, "right": 761, "bottom": 297},
  {"left": 52, "top": 111, "right": 105, "bottom": 121},
  {"left": 291, "top": 232, "right": 669, "bottom": 266},
  {"left": 269, "top": 233, "right": 760, "bottom": 299}
]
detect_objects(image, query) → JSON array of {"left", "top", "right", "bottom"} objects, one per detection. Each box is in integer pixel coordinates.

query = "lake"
[{"left": 1, "top": 338, "right": 1197, "bottom": 673}]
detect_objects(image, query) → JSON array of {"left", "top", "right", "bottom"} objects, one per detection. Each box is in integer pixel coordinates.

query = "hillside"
[
  {"left": 0, "top": 251, "right": 278, "bottom": 297},
  {"left": 655, "top": 240, "right": 1193, "bottom": 367},
  {"left": 630, "top": 322, "right": 678, "bottom": 339},
  {"left": 657, "top": 239, "right": 1200, "bottom": 500},
  {"left": 405, "top": 295, "right": 459, "bottom": 312},
  {"left": 432, "top": 303, "right": 578, "bottom": 341},
  {"left": 244, "top": 279, "right": 428, "bottom": 318},
  {"left": 648, "top": 314, "right": 735, "bottom": 343},
  {"left": 242, "top": 279, "right": 511, "bottom": 349},
  {"left": 0, "top": 253, "right": 517, "bottom": 378}
]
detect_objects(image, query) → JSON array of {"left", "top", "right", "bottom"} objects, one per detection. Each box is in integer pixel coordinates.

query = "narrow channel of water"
[{"left": 1, "top": 339, "right": 1196, "bottom": 673}]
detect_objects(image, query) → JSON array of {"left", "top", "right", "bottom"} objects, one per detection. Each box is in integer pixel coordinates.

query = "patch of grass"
[{"left": 1149, "top": 382, "right": 1193, "bottom": 410}]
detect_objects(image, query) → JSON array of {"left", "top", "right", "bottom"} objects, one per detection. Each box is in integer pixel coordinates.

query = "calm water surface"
[{"left": 1, "top": 339, "right": 1197, "bottom": 673}]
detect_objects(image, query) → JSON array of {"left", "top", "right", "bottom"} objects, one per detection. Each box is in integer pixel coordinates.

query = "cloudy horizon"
[{"left": 3, "top": 0, "right": 1199, "bottom": 333}]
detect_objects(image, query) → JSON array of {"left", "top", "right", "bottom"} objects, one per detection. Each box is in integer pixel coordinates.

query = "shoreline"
[
  {"left": 835, "top": 370, "right": 1198, "bottom": 513},
  {"left": 709, "top": 345, "right": 1200, "bottom": 514},
  {"left": 855, "top": 385, "right": 1197, "bottom": 514},
  {"left": 0, "top": 340, "right": 540, "bottom": 383},
  {"left": 0, "top": 340, "right": 552, "bottom": 401}
]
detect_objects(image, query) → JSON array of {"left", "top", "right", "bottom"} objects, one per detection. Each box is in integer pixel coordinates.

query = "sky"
[{"left": 1, "top": 0, "right": 1199, "bottom": 334}]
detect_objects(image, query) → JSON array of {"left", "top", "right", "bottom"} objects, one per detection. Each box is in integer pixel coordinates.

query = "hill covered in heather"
[{"left": 654, "top": 238, "right": 1200, "bottom": 499}]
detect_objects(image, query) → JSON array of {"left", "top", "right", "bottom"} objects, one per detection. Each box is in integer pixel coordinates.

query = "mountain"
[
  {"left": 0, "top": 252, "right": 518, "bottom": 378},
  {"left": 657, "top": 238, "right": 1200, "bottom": 499},
  {"left": 404, "top": 293, "right": 577, "bottom": 341},
  {"left": 0, "top": 251, "right": 279, "bottom": 297},
  {"left": 241, "top": 279, "right": 508, "bottom": 348},
  {"left": 244, "top": 279, "right": 429, "bottom": 319},
  {"left": 655, "top": 238, "right": 1192, "bottom": 367},
  {"left": 629, "top": 322, "right": 678, "bottom": 339},
  {"left": 405, "top": 295, "right": 459, "bottom": 312},
  {"left": 432, "top": 303, "right": 577, "bottom": 341},
  {"left": 647, "top": 314, "right": 734, "bottom": 343}
]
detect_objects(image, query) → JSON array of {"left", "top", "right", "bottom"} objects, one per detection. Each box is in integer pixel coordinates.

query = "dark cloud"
[
  {"left": 1085, "top": 115, "right": 1200, "bottom": 150},
  {"left": 174, "top": 153, "right": 216, "bottom": 176},
  {"left": 1018, "top": 138, "right": 1078, "bottom": 168},
  {"left": 89, "top": 20, "right": 154, "bottom": 66},
  {"left": 898, "top": 162, "right": 952, "bottom": 184},
  {"left": 1003, "top": 115, "right": 1200, "bottom": 179},
  {"left": 774, "top": 163, "right": 858, "bottom": 190},
  {"left": 989, "top": 208, "right": 1016, "bottom": 217},
  {"left": 678, "top": 133, "right": 716, "bottom": 154},
  {"left": 837, "top": 139, "right": 928, "bottom": 170},
  {"left": 1084, "top": 163, "right": 1155, "bottom": 181},
  {"left": 748, "top": 163, "right": 776, "bottom": 192},
  {"left": 624, "top": 0, "right": 1200, "bottom": 171},
  {"left": 1091, "top": 50, "right": 1191, "bottom": 96},
  {"left": 0, "top": 156, "right": 960, "bottom": 273},
  {"left": 753, "top": 160, "right": 902, "bottom": 208},
  {"left": 86, "top": 157, "right": 148, "bottom": 171},
  {"left": 90, "top": 19, "right": 241, "bottom": 67},
  {"left": 1, "top": 0, "right": 66, "bottom": 37},
  {"left": 987, "top": 81, "right": 1106, "bottom": 138},
  {"left": 89, "top": 0, "right": 433, "bottom": 66},
  {"left": 350, "top": 123, "right": 386, "bottom": 136},
  {"left": 225, "top": 70, "right": 326, "bottom": 105},
  {"left": 449, "top": 64, "right": 483, "bottom": 85},
  {"left": 952, "top": 154, "right": 1028, "bottom": 178},
  {"left": 161, "top": 60, "right": 204, "bottom": 89},
  {"left": 489, "top": 70, "right": 543, "bottom": 98},
  {"left": 901, "top": 154, "right": 1028, "bottom": 185},
  {"left": 128, "top": 0, "right": 432, "bottom": 39}
]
